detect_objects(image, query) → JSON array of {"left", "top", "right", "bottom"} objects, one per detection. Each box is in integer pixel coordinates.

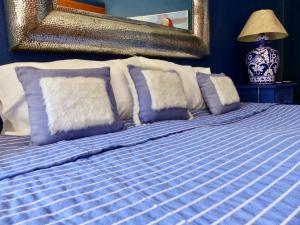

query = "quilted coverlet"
[{"left": 0, "top": 103, "right": 299, "bottom": 225}]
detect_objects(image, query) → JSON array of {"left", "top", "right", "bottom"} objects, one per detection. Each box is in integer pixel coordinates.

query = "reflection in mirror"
[
  {"left": 57, "top": 0, "right": 193, "bottom": 30},
  {"left": 57, "top": 0, "right": 107, "bottom": 14}
]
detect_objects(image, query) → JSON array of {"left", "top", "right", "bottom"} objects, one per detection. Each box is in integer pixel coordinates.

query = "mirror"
[
  {"left": 4, "top": 0, "right": 209, "bottom": 58},
  {"left": 56, "top": 0, "right": 193, "bottom": 31}
]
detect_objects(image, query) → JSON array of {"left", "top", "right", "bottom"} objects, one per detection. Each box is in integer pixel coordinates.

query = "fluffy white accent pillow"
[
  {"left": 210, "top": 76, "right": 240, "bottom": 105},
  {"left": 126, "top": 65, "right": 192, "bottom": 125},
  {"left": 121, "top": 56, "right": 211, "bottom": 110},
  {"left": 196, "top": 73, "right": 241, "bottom": 115},
  {"left": 0, "top": 59, "right": 132, "bottom": 136},
  {"left": 143, "top": 70, "right": 188, "bottom": 110},
  {"left": 40, "top": 77, "right": 115, "bottom": 134}
]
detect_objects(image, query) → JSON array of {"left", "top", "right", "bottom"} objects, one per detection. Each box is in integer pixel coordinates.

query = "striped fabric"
[{"left": 0, "top": 103, "right": 299, "bottom": 225}]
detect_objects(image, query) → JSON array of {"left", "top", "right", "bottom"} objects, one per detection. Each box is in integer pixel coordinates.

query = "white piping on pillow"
[{"left": 40, "top": 77, "right": 114, "bottom": 134}]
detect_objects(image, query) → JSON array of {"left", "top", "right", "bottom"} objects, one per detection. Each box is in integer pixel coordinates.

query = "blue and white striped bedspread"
[{"left": 0, "top": 103, "right": 299, "bottom": 225}]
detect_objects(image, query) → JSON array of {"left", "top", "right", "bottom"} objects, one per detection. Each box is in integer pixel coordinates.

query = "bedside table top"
[
  {"left": 237, "top": 83, "right": 297, "bottom": 89},
  {"left": 237, "top": 82, "right": 297, "bottom": 104}
]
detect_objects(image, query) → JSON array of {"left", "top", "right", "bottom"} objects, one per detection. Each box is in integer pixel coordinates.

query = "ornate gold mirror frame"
[{"left": 4, "top": 0, "right": 209, "bottom": 58}]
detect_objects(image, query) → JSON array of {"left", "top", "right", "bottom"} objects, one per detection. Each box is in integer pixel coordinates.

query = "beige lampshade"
[{"left": 238, "top": 9, "right": 288, "bottom": 42}]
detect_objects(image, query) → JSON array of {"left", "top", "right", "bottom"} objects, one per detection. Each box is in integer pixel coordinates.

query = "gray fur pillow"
[{"left": 196, "top": 73, "right": 241, "bottom": 115}]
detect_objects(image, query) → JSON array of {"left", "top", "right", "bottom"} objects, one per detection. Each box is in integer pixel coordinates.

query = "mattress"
[{"left": 0, "top": 103, "right": 299, "bottom": 225}]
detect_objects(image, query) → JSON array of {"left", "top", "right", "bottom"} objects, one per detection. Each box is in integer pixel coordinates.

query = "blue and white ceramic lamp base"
[{"left": 246, "top": 35, "right": 280, "bottom": 84}]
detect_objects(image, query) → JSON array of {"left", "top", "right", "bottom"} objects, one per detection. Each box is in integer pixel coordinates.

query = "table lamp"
[{"left": 237, "top": 9, "right": 288, "bottom": 84}]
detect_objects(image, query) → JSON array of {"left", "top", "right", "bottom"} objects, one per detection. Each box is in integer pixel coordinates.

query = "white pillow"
[
  {"left": 0, "top": 59, "right": 133, "bottom": 136},
  {"left": 121, "top": 56, "right": 211, "bottom": 110}
]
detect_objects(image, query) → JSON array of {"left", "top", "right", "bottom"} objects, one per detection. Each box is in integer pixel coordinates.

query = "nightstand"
[{"left": 237, "top": 83, "right": 297, "bottom": 104}]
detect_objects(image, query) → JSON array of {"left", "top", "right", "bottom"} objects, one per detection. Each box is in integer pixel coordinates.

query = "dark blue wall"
[{"left": 284, "top": 0, "right": 300, "bottom": 103}]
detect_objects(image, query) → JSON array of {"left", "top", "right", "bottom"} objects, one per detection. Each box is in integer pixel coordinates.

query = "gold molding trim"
[{"left": 4, "top": 0, "right": 210, "bottom": 58}]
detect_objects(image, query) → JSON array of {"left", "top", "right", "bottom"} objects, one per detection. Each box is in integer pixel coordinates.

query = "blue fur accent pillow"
[{"left": 16, "top": 67, "right": 123, "bottom": 145}]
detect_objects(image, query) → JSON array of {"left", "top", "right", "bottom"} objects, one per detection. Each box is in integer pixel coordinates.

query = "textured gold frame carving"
[{"left": 4, "top": 0, "right": 210, "bottom": 58}]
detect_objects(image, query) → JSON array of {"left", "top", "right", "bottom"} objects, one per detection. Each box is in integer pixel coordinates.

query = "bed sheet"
[{"left": 0, "top": 103, "right": 299, "bottom": 225}]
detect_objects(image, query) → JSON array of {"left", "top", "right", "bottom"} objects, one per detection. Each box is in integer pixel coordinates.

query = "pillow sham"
[
  {"left": 196, "top": 72, "right": 241, "bottom": 115},
  {"left": 121, "top": 56, "right": 211, "bottom": 110},
  {"left": 127, "top": 65, "right": 192, "bottom": 125},
  {"left": 15, "top": 67, "right": 123, "bottom": 145},
  {"left": 0, "top": 59, "right": 132, "bottom": 136}
]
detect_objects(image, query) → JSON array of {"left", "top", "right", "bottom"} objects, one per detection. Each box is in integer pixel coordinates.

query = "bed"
[{"left": 1, "top": 103, "right": 299, "bottom": 225}]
